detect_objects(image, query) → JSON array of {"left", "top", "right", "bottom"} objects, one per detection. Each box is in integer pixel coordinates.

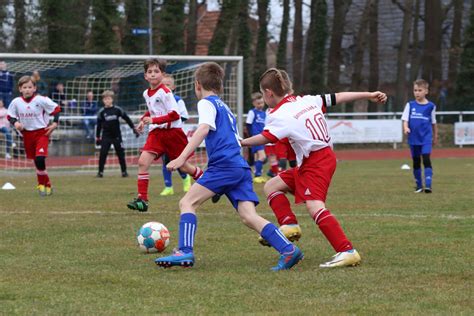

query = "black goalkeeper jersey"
[{"left": 96, "top": 105, "right": 134, "bottom": 139}]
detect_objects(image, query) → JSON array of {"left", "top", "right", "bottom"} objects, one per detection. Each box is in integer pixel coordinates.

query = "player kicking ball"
[
  {"left": 154, "top": 62, "right": 303, "bottom": 271},
  {"left": 241, "top": 68, "right": 387, "bottom": 268}
]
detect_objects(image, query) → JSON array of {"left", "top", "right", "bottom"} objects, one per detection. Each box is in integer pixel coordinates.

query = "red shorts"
[
  {"left": 22, "top": 128, "right": 50, "bottom": 159},
  {"left": 275, "top": 139, "right": 296, "bottom": 161},
  {"left": 142, "top": 128, "right": 191, "bottom": 160},
  {"left": 265, "top": 145, "right": 276, "bottom": 156},
  {"left": 279, "top": 147, "right": 336, "bottom": 204}
]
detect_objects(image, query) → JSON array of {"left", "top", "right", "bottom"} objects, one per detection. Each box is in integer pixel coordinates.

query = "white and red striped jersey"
[
  {"left": 143, "top": 84, "right": 182, "bottom": 132},
  {"left": 262, "top": 94, "right": 335, "bottom": 166},
  {"left": 7, "top": 95, "right": 60, "bottom": 131}
]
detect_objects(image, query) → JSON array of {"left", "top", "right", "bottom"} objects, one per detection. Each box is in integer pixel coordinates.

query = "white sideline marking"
[{"left": 0, "top": 210, "right": 472, "bottom": 220}]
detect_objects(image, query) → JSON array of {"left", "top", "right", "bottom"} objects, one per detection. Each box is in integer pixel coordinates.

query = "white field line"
[{"left": 0, "top": 210, "right": 472, "bottom": 220}]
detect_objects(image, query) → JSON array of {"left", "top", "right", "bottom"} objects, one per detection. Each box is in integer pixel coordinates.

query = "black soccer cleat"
[
  {"left": 211, "top": 194, "right": 221, "bottom": 203},
  {"left": 127, "top": 198, "right": 149, "bottom": 212}
]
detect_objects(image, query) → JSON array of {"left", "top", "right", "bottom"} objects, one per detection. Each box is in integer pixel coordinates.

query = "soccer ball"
[{"left": 137, "top": 222, "right": 170, "bottom": 253}]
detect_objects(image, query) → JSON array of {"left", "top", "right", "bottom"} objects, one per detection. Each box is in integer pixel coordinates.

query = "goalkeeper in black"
[{"left": 96, "top": 90, "right": 139, "bottom": 178}]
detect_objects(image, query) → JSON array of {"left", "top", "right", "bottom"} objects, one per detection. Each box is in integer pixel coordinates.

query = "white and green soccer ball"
[{"left": 137, "top": 222, "right": 170, "bottom": 253}]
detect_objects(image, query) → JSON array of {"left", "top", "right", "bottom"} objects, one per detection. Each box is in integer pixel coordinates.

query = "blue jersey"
[
  {"left": 203, "top": 95, "right": 249, "bottom": 169},
  {"left": 402, "top": 101, "right": 436, "bottom": 145},
  {"left": 246, "top": 108, "right": 266, "bottom": 136}
]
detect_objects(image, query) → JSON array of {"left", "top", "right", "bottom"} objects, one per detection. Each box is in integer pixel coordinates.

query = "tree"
[
  {"left": 447, "top": 0, "right": 463, "bottom": 96},
  {"left": 208, "top": 0, "right": 240, "bottom": 55},
  {"left": 185, "top": 0, "right": 198, "bottom": 55},
  {"left": 422, "top": 0, "right": 442, "bottom": 83},
  {"left": 253, "top": 0, "right": 269, "bottom": 91},
  {"left": 276, "top": 0, "right": 290, "bottom": 69},
  {"left": 327, "top": 0, "right": 352, "bottom": 91},
  {"left": 236, "top": 0, "right": 253, "bottom": 108},
  {"left": 409, "top": 0, "right": 422, "bottom": 81},
  {"left": 347, "top": 0, "right": 370, "bottom": 112},
  {"left": 89, "top": 0, "right": 122, "bottom": 54},
  {"left": 158, "top": 0, "right": 185, "bottom": 55},
  {"left": 368, "top": 0, "right": 379, "bottom": 113},
  {"left": 303, "top": 0, "right": 327, "bottom": 94},
  {"left": 292, "top": 0, "right": 303, "bottom": 91},
  {"left": 394, "top": 0, "right": 414, "bottom": 111},
  {"left": 13, "top": 0, "right": 26, "bottom": 52},
  {"left": 41, "top": 0, "right": 90, "bottom": 54},
  {"left": 0, "top": 1, "right": 6, "bottom": 51},
  {"left": 454, "top": 2, "right": 474, "bottom": 108},
  {"left": 122, "top": 0, "right": 148, "bottom": 54}
]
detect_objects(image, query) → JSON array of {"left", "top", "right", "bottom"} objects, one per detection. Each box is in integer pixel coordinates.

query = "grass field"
[{"left": 1, "top": 158, "right": 473, "bottom": 315}]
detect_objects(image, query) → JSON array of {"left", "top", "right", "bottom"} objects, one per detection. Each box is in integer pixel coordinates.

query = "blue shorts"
[
  {"left": 410, "top": 144, "right": 432, "bottom": 157},
  {"left": 197, "top": 166, "right": 259, "bottom": 209},
  {"left": 251, "top": 145, "right": 265, "bottom": 154}
]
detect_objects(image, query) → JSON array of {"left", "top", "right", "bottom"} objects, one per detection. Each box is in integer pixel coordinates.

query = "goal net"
[{"left": 0, "top": 54, "right": 243, "bottom": 172}]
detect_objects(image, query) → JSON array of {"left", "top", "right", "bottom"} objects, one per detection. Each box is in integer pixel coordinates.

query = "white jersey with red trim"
[
  {"left": 143, "top": 84, "right": 182, "bottom": 132},
  {"left": 7, "top": 95, "right": 59, "bottom": 131},
  {"left": 263, "top": 94, "right": 335, "bottom": 166}
]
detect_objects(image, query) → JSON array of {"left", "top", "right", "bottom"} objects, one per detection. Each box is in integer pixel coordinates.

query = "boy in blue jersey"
[
  {"left": 155, "top": 62, "right": 303, "bottom": 271},
  {"left": 401, "top": 79, "right": 438, "bottom": 193},
  {"left": 246, "top": 92, "right": 267, "bottom": 183},
  {"left": 159, "top": 74, "right": 192, "bottom": 196}
]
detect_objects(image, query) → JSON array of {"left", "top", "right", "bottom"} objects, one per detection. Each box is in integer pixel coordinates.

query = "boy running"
[
  {"left": 242, "top": 68, "right": 387, "bottom": 268},
  {"left": 7, "top": 75, "right": 61, "bottom": 196},
  {"left": 155, "top": 62, "right": 303, "bottom": 271},
  {"left": 127, "top": 59, "right": 202, "bottom": 212}
]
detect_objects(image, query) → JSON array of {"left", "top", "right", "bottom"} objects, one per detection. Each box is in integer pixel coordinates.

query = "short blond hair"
[
  {"left": 18, "top": 75, "right": 35, "bottom": 88},
  {"left": 414, "top": 79, "right": 429, "bottom": 89},
  {"left": 101, "top": 90, "right": 115, "bottom": 99}
]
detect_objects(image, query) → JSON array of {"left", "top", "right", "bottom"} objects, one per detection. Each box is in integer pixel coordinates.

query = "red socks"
[
  {"left": 267, "top": 191, "right": 298, "bottom": 225},
  {"left": 313, "top": 208, "right": 352, "bottom": 252},
  {"left": 137, "top": 172, "right": 149, "bottom": 201},
  {"left": 36, "top": 169, "right": 51, "bottom": 187},
  {"left": 192, "top": 166, "right": 203, "bottom": 180},
  {"left": 271, "top": 162, "right": 279, "bottom": 175}
]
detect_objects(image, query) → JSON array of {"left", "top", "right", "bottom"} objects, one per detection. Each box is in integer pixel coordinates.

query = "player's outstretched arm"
[
  {"left": 335, "top": 91, "right": 387, "bottom": 105},
  {"left": 167, "top": 123, "right": 210, "bottom": 171},
  {"left": 241, "top": 134, "right": 271, "bottom": 147}
]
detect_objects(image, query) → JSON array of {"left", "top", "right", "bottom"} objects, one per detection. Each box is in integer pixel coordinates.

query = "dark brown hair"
[
  {"left": 18, "top": 75, "right": 36, "bottom": 88},
  {"left": 195, "top": 62, "right": 224, "bottom": 94},
  {"left": 144, "top": 58, "right": 167, "bottom": 72},
  {"left": 259, "top": 68, "right": 293, "bottom": 97}
]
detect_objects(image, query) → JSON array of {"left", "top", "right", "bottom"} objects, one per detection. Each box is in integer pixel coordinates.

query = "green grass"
[{"left": 1, "top": 158, "right": 473, "bottom": 314}]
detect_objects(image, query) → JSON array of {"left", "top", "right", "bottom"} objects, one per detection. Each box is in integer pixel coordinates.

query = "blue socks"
[
  {"left": 413, "top": 168, "right": 422, "bottom": 189},
  {"left": 162, "top": 163, "right": 172, "bottom": 187},
  {"left": 425, "top": 168, "right": 433, "bottom": 188},
  {"left": 261, "top": 223, "right": 294, "bottom": 254},
  {"left": 178, "top": 213, "right": 197, "bottom": 254},
  {"left": 255, "top": 160, "right": 263, "bottom": 177},
  {"left": 179, "top": 169, "right": 188, "bottom": 179}
]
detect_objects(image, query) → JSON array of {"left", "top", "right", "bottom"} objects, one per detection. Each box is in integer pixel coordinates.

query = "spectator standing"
[
  {"left": 0, "top": 99, "right": 12, "bottom": 159},
  {"left": 82, "top": 91, "right": 98, "bottom": 139},
  {"left": 0, "top": 61, "right": 14, "bottom": 107}
]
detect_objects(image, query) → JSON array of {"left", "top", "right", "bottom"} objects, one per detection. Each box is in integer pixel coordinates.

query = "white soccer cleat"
[{"left": 319, "top": 249, "right": 361, "bottom": 268}]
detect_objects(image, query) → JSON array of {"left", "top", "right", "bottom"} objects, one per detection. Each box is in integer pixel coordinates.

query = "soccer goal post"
[{"left": 0, "top": 53, "right": 244, "bottom": 171}]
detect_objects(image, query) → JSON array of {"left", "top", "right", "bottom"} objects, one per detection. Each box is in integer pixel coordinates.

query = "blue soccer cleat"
[
  {"left": 271, "top": 246, "right": 304, "bottom": 271},
  {"left": 155, "top": 249, "right": 195, "bottom": 268}
]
